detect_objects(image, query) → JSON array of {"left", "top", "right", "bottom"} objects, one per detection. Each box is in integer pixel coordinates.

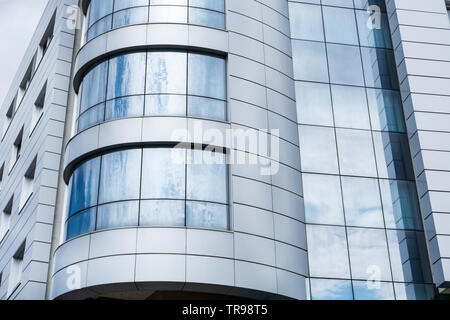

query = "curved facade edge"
[
  {"left": 50, "top": 228, "right": 308, "bottom": 300},
  {"left": 73, "top": 24, "right": 229, "bottom": 93}
]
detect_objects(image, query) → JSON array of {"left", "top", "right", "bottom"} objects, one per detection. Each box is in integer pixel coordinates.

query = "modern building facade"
[{"left": 0, "top": 0, "right": 449, "bottom": 300}]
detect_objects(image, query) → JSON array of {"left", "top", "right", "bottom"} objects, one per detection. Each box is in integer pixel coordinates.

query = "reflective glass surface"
[
  {"left": 299, "top": 125, "right": 339, "bottom": 174},
  {"left": 289, "top": 1, "right": 433, "bottom": 299},
  {"left": 303, "top": 173, "right": 344, "bottom": 225},
  {"left": 85, "top": 0, "right": 225, "bottom": 41},
  {"left": 310, "top": 279, "right": 353, "bottom": 300},
  {"left": 77, "top": 50, "right": 226, "bottom": 132},
  {"left": 307, "top": 225, "right": 351, "bottom": 278},
  {"left": 65, "top": 147, "right": 228, "bottom": 239}
]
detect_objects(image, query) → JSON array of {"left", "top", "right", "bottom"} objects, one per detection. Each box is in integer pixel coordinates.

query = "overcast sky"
[{"left": 0, "top": 0, "right": 49, "bottom": 105}]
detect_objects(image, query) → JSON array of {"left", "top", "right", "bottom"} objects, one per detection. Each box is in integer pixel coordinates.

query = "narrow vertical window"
[
  {"left": 0, "top": 196, "right": 13, "bottom": 242},
  {"left": 10, "top": 127, "right": 24, "bottom": 171},
  {"left": 3, "top": 96, "right": 16, "bottom": 137},
  {"left": 8, "top": 241, "right": 25, "bottom": 298},
  {"left": 19, "top": 156, "right": 37, "bottom": 211},
  {"left": 30, "top": 82, "right": 46, "bottom": 135}
]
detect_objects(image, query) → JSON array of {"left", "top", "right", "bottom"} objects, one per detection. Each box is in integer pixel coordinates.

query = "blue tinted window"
[
  {"left": 189, "top": 8, "right": 225, "bottom": 29},
  {"left": 394, "top": 283, "right": 435, "bottom": 300},
  {"left": 367, "top": 89, "right": 406, "bottom": 132},
  {"left": 188, "top": 53, "right": 226, "bottom": 100},
  {"left": 66, "top": 208, "right": 96, "bottom": 240},
  {"left": 141, "top": 148, "right": 186, "bottom": 199},
  {"left": 373, "top": 132, "right": 414, "bottom": 180},
  {"left": 140, "top": 200, "right": 185, "bottom": 227},
  {"left": 99, "top": 149, "right": 142, "bottom": 203},
  {"left": 186, "top": 201, "right": 228, "bottom": 230},
  {"left": 147, "top": 51, "right": 187, "bottom": 94},
  {"left": 107, "top": 52, "right": 146, "bottom": 99},
  {"left": 327, "top": 44, "right": 365, "bottom": 86},
  {"left": 296, "top": 82, "right": 333, "bottom": 126},
  {"left": 353, "top": 281, "right": 394, "bottom": 300},
  {"left": 323, "top": 6, "right": 358, "bottom": 45},
  {"left": 80, "top": 61, "right": 107, "bottom": 113},
  {"left": 336, "top": 128, "right": 377, "bottom": 177},
  {"left": 145, "top": 94, "right": 186, "bottom": 116},
  {"left": 342, "top": 177, "right": 384, "bottom": 228},
  {"left": 331, "top": 85, "right": 370, "bottom": 129},
  {"left": 96, "top": 201, "right": 139, "bottom": 230},
  {"left": 356, "top": 10, "right": 392, "bottom": 49},
  {"left": 115, "top": 0, "right": 149, "bottom": 11},
  {"left": 307, "top": 225, "right": 351, "bottom": 278},
  {"left": 289, "top": 2, "right": 324, "bottom": 41},
  {"left": 387, "top": 230, "right": 432, "bottom": 283},
  {"left": 303, "top": 173, "right": 344, "bottom": 225},
  {"left": 78, "top": 103, "right": 104, "bottom": 132},
  {"left": 380, "top": 180, "right": 422, "bottom": 230},
  {"left": 88, "top": 0, "right": 113, "bottom": 27},
  {"left": 299, "top": 125, "right": 339, "bottom": 174},
  {"left": 188, "top": 96, "right": 226, "bottom": 121},
  {"left": 113, "top": 7, "right": 148, "bottom": 28},
  {"left": 68, "top": 157, "right": 100, "bottom": 216},
  {"left": 292, "top": 40, "right": 329, "bottom": 82},
  {"left": 189, "top": 0, "right": 224, "bottom": 12},
  {"left": 310, "top": 279, "right": 353, "bottom": 300},
  {"left": 361, "top": 47, "right": 399, "bottom": 89},
  {"left": 105, "top": 95, "right": 144, "bottom": 120},
  {"left": 347, "top": 227, "right": 392, "bottom": 281}
]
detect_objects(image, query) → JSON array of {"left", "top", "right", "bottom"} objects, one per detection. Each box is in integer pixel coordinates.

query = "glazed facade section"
[
  {"left": 289, "top": 0, "right": 434, "bottom": 299},
  {"left": 85, "top": 0, "right": 225, "bottom": 41},
  {"left": 66, "top": 147, "right": 228, "bottom": 239},
  {"left": 77, "top": 50, "right": 226, "bottom": 132}
]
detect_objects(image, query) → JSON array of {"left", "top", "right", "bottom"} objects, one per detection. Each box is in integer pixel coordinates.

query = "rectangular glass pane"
[
  {"left": 78, "top": 103, "right": 104, "bottom": 132},
  {"left": 295, "top": 82, "right": 333, "bottom": 126},
  {"left": 299, "top": 125, "right": 339, "bottom": 174},
  {"left": 289, "top": 2, "right": 324, "bottom": 41},
  {"left": 322, "top": 0, "right": 354, "bottom": 8},
  {"left": 327, "top": 43, "right": 365, "bottom": 86},
  {"left": 80, "top": 61, "right": 107, "bottom": 113},
  {"left": 331, "top": 85, "right": 370, "bottom": 129},
  {"left": 380, "top": 180, "right": 422, "bottom": 230},
  {"left": 188, "top": 96, "right": 226, "bottom": 121},
  {"left": 303, "top": 173, "right": 345, "bottom": 225},
  {"left": 140, "top": 199, "right": 185, "bottom": 226},
  {"left": 188, "top": 53, "right": 226, "bottom": 100},
  {"left": 105, "top": 95, "right": 144, "bottom": 120},
  {"left": 107, "top": 52, "right": 146, "bottom": 99},
  {"left": 336, "top": 128, "right": 377, "bottom": 177},
  {"left": 96, "top": 201, "right": 139, "bottom": 230},
  {"left": 141, "top": 148, "right": 186, "bottom": 199},
  {"left": 361, "top": 47, "right": 399, "bottom": 89},
  {"left": 352, "top": 281, "right": 394, "bottom": 300},
  {"left": 394, "top": 283, "right": 435, "bottom": 300},
  {"left": 145, "top": 94, "right": 186, "bottom": 116},
  {"left": 306, "top": 225, "right": 351, "bottom": 278},
  {"left": 323, "top": 6, "right": 358, "bottom": 45},
  {"left": 356, "top": 10, "right": 392, "bottom": 49},
  {"left": 292, "top": 40, "right": 329, "bottom": 82},
  {"left": 342, "top": 177, "right": 384, "bottom": 228},
  {"left": 87, "top": 15, "right": 112, "bottom": 41},
  {"left": 347, "top": 227, "right": 392, "bottom": 281},
  {"left": 99, "top": 149, "right": 142, "bottom": 203},
  {"left": 66, "top": 208, "right": 96, "bottom": 240},
  {"left": 88, "top": 0, "right": 113, "bottom": 26},
  {"left": 147, "top": 51, "right": 187, "bottom": 94},
  {"left": 189, "top": 8, "right": 225, "bottom": 29},
  {"left": 367, "top": 88, "right": 406, "bottom": 132},
  {"left": 387, "top": 230, "right": 432, "bottom": 283},
  {"left": 189, "top": 0, "right": 224, "bottom": 12},
  {"left": 187, "top": 149, "right": 227, "bottom": 203},
  {"left": 373, "top": 132, "right": 414, "bottom": 180},
  {"left": 310, "top": 279, "right": 353, "bottom": 300},
  {"left": 186, "top": 201, "right": 228, "bottom": 230},
  {"left": 113, "top": 7, "right": 148, "bottom": 28},
  {"left": 69, "top": 157, "right": 100, "bottom": 216}
]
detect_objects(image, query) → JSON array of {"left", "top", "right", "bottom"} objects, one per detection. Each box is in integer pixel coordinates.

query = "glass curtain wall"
[
  {"left": 65, "top": 146, "right": 229, "bottom": 240},
  {"left": 85, "top": 0, "right": 226, "bottom": 42},
  {"left": 289, "top": 0, "right": 434, "bottom": 300},
  {"left": 76, "top": 50, "right": 227, "bottom": 132}
]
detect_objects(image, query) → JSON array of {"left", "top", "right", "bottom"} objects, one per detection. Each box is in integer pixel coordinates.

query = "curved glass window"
[
  {"left": 76, "top": 50, "right": 227, "bottom": 132},
  {"left": 65, "top": 146, "right": 228, "bottom": 240},
  {"left": 85, "top": 0, "right": 226, "bottom": 42}
]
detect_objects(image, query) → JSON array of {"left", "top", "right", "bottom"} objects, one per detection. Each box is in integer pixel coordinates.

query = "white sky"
[{"left": 0, "top": 0, "right": 49, "bottom": 105}]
